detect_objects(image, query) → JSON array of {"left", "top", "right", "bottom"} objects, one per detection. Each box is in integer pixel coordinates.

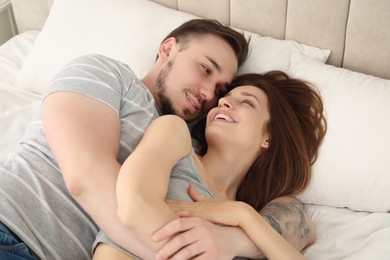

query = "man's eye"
[{"left": 202, "top": 65, "right": 211, "bottom": 75}]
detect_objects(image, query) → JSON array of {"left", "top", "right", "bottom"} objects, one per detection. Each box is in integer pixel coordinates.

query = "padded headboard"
[{"left": 10, "top": 0, "right": 390, "bottom": 80}]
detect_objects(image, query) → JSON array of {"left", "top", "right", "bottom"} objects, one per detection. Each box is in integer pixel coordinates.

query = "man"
[{"left": 0, "top": 19, "right": 314, "bottom": 259}]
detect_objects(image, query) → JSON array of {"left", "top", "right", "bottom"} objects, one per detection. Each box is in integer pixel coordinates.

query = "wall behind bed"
[{"left": 10, "top": 0, "right": 390, "bottom": 79}]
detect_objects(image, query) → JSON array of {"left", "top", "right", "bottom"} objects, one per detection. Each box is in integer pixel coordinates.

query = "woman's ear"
[
  {"left": 260, "top": 132, "right": 270, "bottom": 149},
  {"left": 158, "top": 37, "right": 176, "bottom": 61},
  {"left": 261, "top": 139, "right": 269, "bottom": 149}
]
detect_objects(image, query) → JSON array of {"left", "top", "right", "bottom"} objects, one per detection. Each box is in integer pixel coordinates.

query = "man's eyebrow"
[{"left": 206, "top": 56, "right": 221, "bottom": 72}]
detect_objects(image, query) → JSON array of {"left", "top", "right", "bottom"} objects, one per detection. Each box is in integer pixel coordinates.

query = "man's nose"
[{"left": 199, "top": 83, "right": 216, "bottom": 102}]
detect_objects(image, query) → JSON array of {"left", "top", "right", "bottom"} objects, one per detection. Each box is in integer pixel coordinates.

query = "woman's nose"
[{"left": 218, "top": 97, "right": 232, "bottom": 108}]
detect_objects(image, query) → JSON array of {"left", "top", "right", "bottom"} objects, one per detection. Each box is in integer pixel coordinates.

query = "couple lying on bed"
[{"left": 0, "top": 19, "right": 326, "bottom": 259}]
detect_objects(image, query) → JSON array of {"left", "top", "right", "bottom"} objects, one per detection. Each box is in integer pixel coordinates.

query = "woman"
[{"left": 93, "top": 71, "right": 326, "bottom": 259}]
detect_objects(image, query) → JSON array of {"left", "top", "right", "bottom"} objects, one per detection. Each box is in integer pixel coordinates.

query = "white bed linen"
[
  {"left": 1, "top": 31, "right": 389, "bottom": 260},
  {"left": 0, "top": 31, "right": 42, "bottom": 159},
  {"left": 303, "top": 204, "right": 390, "bottom": 259}
]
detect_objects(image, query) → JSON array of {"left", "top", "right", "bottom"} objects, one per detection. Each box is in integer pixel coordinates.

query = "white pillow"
[
  {"left": 17, "top": 0, "right": 330, "bottom": 95},
  {"left": 238, "top": 31, "right": 330, "bottom": 75},
  {"left": 17, "top": 0, "right": 198, "bottom": 94},
  {"left": 289, "top": 54, "right": 390, "bottom": 213}
]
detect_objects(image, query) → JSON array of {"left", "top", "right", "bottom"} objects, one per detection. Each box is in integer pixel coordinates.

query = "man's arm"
[{"left": 43, "top": 92, "right": 154, "bottom": 258}]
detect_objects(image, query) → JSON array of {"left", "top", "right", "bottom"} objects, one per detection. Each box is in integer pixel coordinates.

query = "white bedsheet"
[
  {"left": 0, "top": 31, "right": 42, "bottom": 159},
  {"left": 303, "top": 204, "right": 390, "bottom": 259},
  {"left": 1, "top": 31, "right": 389, "bottom": 260}
]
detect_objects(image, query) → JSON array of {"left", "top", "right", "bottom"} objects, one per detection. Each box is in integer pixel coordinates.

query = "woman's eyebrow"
[{"left": 240, "top": 91, "right": 260, "bottom": 103}]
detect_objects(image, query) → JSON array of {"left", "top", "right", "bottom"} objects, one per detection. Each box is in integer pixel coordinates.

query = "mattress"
[{"left": 1, "top": 31, "right": 389, "bottom": 259}]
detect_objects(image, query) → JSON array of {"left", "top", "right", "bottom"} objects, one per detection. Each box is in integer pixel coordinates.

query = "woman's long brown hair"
[{"left": 192, "top": 71, "right": 327, "bottom": 211}]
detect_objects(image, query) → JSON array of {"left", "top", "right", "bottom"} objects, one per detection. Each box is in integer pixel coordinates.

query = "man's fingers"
[
  {"left": 153, "top": 217, "right": 195, "bottom": 242},
  {"left": 157, "top": 233, "right": 199, "bottom": 260},
  {"left": 156, "top": 217, "right": 231, "bottom": 260},
  {"left": 154, "top": 217, "right": 202, "bottom": 259}
]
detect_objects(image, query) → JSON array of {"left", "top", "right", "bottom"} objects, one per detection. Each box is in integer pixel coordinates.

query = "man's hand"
[
  {"left": 154, "top": 185, "right": 236, "bottom": 259},
  {"left": 153, "top": 217, "right": 236, "bottom": 260}
]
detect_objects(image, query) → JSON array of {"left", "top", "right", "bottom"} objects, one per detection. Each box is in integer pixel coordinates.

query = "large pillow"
[
  {"left": 237, "top": 31, "right": 330, "bottom": 76},
  {"left": 17, "top": 0, "right": 330, "bottom": 95},
  {"left": 289, "top": 54, "right": 390, "bottom": 213}
]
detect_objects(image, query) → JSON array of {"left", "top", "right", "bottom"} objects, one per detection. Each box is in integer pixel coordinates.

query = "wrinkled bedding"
[{"left": 0, "top": 31, "right": 42, "bottom": 159}]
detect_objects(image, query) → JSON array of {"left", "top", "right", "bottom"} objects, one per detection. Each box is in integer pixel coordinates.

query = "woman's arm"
[
  {"left": 170, "top": 201, "right": 304, "bottom": 260},
  {"left": 165, "top": 186, "right": 309, "bottom": 260},
  {"left": 116, "top": 115, "right": 193, "bottom": 250},
  {"left": 259, "top": 196, "right": 316, "bottom": 252},
  {"left": 240, "top": 202, "right": 305, "bottom": 260}
]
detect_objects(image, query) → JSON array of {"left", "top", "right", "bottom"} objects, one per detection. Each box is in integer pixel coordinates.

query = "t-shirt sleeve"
[{"left": 46, "top": 54, "right": 135, "bottom": 114}]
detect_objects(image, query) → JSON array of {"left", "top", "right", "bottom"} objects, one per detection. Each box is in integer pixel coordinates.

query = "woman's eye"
[{"left": 243, "top": 100, "right": 255, "bottom": 107}]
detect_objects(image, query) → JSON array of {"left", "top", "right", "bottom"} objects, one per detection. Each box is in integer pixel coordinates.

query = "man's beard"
[{"left": 155, "top": 59, "right": 193, "bottom": 121}]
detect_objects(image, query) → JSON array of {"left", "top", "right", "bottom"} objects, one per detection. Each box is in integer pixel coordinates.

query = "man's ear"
[{"left": 158, "top": 37, "right": 176, "bottom": 61}]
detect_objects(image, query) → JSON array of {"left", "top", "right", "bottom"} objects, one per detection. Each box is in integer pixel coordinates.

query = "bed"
[{"left": 1, "top": 0, "right": 389, "bottom": 259}]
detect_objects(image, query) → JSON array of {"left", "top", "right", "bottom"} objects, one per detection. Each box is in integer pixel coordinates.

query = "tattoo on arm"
[
  {"left": 263, "top": 215, "right": 283, "bottom": 235},
  {"left": 260, "top": 198, "right": 311, "bottom": 241}
]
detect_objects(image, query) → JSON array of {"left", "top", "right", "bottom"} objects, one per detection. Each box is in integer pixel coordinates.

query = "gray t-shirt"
[
  {"left": 93, "top": 149, "right": 215, "bottom": 258},
  {"left": 0, "top": 54, "right": 159, "bottom": 259}
]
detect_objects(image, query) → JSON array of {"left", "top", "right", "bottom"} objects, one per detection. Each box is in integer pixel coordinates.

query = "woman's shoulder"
[
  {"left": 146, "top": 115, "right": 193, "bottom": 158},
  {"left": 154, "top": 114, "right": 186, "bottom": 124},
  {"left": 152, "top": 115, "right": 190, "bottom": 141}
]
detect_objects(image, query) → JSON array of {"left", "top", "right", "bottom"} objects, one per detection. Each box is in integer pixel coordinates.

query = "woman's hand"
[{"left": 167, "top": 184, "right": 249, "bottom": 228}]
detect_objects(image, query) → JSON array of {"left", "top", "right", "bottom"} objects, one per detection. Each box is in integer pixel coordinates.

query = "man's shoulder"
[
  {"left": 81, "top": 53, "right": 122, "bottom": 63},
  {"left": 68, "top": 54, "right": 132, "bottom": 73}
]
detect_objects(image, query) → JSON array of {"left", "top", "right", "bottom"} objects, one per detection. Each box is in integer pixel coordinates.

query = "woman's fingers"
[{"left": 188, "top": 184, "right": 210, "bottom": 202}]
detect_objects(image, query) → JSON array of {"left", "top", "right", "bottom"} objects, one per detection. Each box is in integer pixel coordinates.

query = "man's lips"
[{"left": 186, "top": 92, "right": 201, "bottom": 113}]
